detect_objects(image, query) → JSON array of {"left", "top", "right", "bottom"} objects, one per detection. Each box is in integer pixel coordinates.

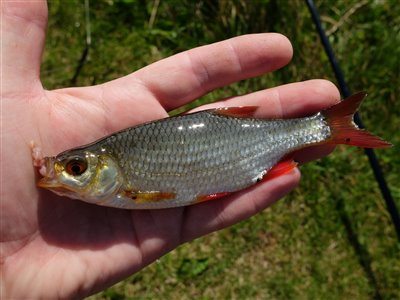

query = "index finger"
[{"left": 104, "top": 33, "right": 293, "bottom": 110}]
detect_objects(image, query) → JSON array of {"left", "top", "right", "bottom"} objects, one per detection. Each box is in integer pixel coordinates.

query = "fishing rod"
[{"left": 305, "top": 0, "right": 400, "bottom": 241}]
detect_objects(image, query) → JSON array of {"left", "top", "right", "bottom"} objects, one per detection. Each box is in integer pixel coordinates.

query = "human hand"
[{"left": 1, "top": 1, "right": 340, "bottom": 298}]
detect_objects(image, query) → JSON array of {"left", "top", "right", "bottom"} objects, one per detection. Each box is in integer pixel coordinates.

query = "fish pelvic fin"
[
  {"left": 193, "top": 192, "right": 232, "bottom": 204},
  {"left": 322, "top": 92, "right": 392, "bottom": 148},
  {"left": 263, "top": 159, "right": 298, "bottom": 181}
]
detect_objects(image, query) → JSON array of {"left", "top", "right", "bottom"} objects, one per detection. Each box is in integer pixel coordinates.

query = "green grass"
[{"left": 42, "top": 0, "right": 399, "bottom": 299}]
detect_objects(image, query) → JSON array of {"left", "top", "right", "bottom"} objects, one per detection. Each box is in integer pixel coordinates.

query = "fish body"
[{"left": 37, "top": 92, "right": 391, "bottom": 209}]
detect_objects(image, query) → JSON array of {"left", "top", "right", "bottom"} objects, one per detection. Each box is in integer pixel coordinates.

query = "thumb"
[{"left": 1, "top": 0, "right": 47, "bottom": 95}]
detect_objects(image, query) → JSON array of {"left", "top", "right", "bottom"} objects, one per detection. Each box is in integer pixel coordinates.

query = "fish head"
[{"left": 38, "top": 149, "right": 124, "bottom": 202}]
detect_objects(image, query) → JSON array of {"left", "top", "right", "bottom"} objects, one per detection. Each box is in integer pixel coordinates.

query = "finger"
[
  {"left": 193, "top": 79, "right": 340, "bottom": 163},
  {"left": 194, "top": 79, "right": 340, "bottom": 117},
  {"left": 100, "top": 33, "right": 293, "bottom": 111},
  {"left": 182, "top": 168, "right": 301, "bottom": 241},
  {"left": 1, "top": 0, "right": 47, "bottom": 94}
]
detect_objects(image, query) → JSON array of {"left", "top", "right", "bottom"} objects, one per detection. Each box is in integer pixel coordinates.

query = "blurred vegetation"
[{"left": 42, "top": 0, "right": 399, "bottom": 299}]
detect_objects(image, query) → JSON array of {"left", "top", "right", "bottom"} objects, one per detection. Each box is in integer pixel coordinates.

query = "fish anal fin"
[
  {"left": 213, "top": 106, "right": 259, "bottom": 118},
  {"left": 193, "top": 192, "right": 232, "bottom": 204},
  {"left": 263, "top": 160, "right": 298, "bottom": 181},
  {"left": 121, "top": 190, "right": 176, "bottom": 203}
]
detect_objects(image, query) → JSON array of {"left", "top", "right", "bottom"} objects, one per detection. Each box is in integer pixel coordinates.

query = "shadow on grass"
[{"left": 336, "top": 196, "right": 382, "bottom": 300}]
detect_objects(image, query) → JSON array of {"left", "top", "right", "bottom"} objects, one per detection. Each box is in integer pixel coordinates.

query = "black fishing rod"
[{"left": 305, "top": 0, "right": 400, "bottom": 241}]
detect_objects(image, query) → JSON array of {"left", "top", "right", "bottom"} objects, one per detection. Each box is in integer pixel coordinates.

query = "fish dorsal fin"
[{"left": 212, "top": 106, "right": 259, "bottom": 118}]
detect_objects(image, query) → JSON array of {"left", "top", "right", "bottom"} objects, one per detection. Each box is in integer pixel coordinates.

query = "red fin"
[
  {"left": 213, "top": 106, "right": 259, "bottom": 118},
  {"left": 193, "top": 192, "right": 232, "bottom": 204},
  {"left": 323, "top": 92, "right": 392, "bottom": 148},
  {"left": 263, "top": 160, "right": 298, "bottom": 181}
]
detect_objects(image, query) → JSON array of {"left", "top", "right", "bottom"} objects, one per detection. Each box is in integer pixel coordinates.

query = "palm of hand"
[{"left": 1, "top": 2, "right": 339, "bottom": 298}]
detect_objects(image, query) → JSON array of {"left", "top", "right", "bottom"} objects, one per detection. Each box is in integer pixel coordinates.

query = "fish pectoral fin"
[
  {"left": 193, "top": 192, "right": 232, "bottom": 204},
  {"left": 262, "top": 159, "right": 298, "bottom": 181},
  {"left": 120, "top": 190, "right": 176, "bottom": 203}
]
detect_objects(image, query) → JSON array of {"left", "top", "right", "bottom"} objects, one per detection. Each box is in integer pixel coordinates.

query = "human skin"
[{"left": 0, "top": 1, "right": 339, "bottom": 298}]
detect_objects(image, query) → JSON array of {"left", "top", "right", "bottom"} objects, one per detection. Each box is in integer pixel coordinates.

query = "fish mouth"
[
  {"left": 37, "top": 157, "right": 62, "bottom": 188},
  {"left": 36, "top": 157, "right": 84, "bottom": 198},
  {"left": 38, "top": 178, "right": 62, "bottom": 188},
  {"left": 38, "top": 176, "right": 85, "bottom": 200},
  {"left": 37, "top": 170, "right": 76, "bottom": 196}
]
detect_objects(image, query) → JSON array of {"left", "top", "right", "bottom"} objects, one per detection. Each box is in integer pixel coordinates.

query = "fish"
[{"left": 35, "top": 92, "right": 391, "bottom": 209}]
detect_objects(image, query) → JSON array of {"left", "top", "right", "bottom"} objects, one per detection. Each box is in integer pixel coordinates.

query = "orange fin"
[
  {"left": 121, "top": 190, "right": 176, "bottom": 203},
  {"left": 263, "top": 160, "right": 298, "bottom": 181},
  {"left": 193, "top": 192, "right": 232, "bottom": 204},
  {"left": 323, "top": 92, "right": 392, "bottom": 148},
  {"left": 213, "top": 106, "right": 259, "bottom": 118}
]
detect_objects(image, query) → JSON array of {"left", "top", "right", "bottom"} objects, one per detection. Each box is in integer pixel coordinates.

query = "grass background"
[{"left": 42, "top": 0, "right": 399, "bottom": 299}]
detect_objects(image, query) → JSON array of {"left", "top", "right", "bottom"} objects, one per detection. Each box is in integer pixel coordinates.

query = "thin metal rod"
[
  {"left": 71, "top": 0, "right": 91, "bottom": 85},
  {"left": 305, "top": 0, "right": 400, "bottom": 241}
]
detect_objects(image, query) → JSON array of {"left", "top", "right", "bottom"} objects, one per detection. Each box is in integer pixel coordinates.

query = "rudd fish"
[{"left": 35, "top": 92, "right": 391, "bottom": 209}]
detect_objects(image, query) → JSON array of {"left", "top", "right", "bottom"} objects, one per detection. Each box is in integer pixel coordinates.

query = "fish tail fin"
[{"left": 322, "top": 92, "right": 392, "bottom": 148}]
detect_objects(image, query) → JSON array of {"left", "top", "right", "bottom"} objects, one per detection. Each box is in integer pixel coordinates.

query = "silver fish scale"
[{"left": 98, "top": 111, "right": 330, "bottom": 208}]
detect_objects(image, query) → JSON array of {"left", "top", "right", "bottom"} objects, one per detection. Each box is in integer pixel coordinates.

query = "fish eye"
[{"left": 65, "top": 157, "right": 88, "bottom": 176}]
